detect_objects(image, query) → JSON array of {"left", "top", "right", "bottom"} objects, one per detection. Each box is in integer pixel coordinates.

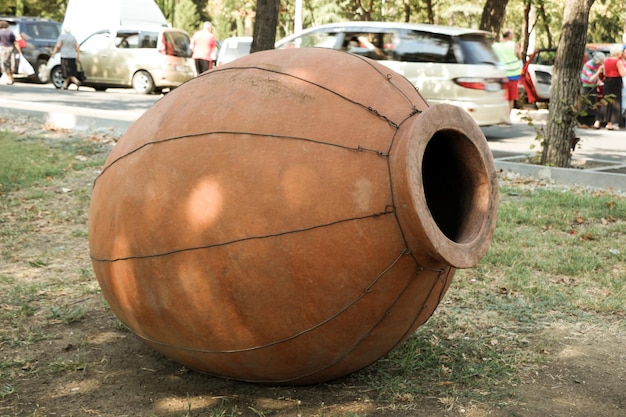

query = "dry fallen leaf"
[{"left": 580, "top": 233, "right": 595, "bottom": 241}]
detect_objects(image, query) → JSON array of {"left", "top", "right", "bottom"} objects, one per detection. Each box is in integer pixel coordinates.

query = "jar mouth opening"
[
  {"left": 390, "top": 104, "right": 498, "bottom": 268},
  {"left": 422, "top": 129, "right": 491, "bottom": 245}
]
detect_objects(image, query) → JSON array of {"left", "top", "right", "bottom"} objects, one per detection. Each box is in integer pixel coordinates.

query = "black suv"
[{"left": 0, "top": 16, "right": 61, "bottom": 83}]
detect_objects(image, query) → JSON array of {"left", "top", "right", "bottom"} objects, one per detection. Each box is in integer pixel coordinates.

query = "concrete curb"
[
  {"left": 0, "top": 98, "right": 135, "bottom": 135},
  {"left": 495, "top": 159, "right": 626, "bottom": 194}
]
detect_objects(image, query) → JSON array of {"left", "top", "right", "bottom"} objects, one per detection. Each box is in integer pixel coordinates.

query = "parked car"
[
  {"left": 0, "top": 16, "right": 61, "bottom": 83},
  {"left": 519, "top": 48, "right": 556, "bottom": 105},
  {"left": 273, "top": 22, "right": 510, "bottom": 126},
  {"left": 216, "top": 36, "right": 252, "bottom": 67},
  {"left": 47, "top": 27, "right": 196, "bottom": 94}
]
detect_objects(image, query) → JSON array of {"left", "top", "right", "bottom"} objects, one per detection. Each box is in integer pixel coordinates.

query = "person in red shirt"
[
  {"left": 191, "top": 21, "right": 217, "bottom": 75},
  {"left": 594, "top": 44, "right": 626, "bottom": 130}
]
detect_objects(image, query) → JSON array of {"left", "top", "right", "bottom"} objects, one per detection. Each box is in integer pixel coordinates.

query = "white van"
[
  {"left": 62, "top": 0, "right": 169, "bottom": 44},
  {"left": 275, "top": 22, "right": 511, "bottom": 126}
]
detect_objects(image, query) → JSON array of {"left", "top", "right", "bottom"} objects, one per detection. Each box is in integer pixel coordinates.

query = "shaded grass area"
[{"left": 0, "top": 126, "right": 624, "bottom": 415}]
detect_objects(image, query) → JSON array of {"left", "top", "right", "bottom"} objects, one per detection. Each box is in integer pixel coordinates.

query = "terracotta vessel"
[{"left": 89, "top": 48, "right": 498, "bottom": 384}]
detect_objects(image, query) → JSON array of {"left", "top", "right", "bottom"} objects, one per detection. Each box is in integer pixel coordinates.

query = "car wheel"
[
  {"left": 132, "top": 70, "right": 155, "bottom": 94},
  {"left": 34, "top": 59, "right": 49, "bottom": 83},
  {"left": 50, "top": 65, "right": 64, "bottom": 89}
]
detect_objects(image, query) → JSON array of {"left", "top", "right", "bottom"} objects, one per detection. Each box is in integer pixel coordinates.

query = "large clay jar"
[{"left": 89, "top": 48, "right": 498, "bottom": 385}]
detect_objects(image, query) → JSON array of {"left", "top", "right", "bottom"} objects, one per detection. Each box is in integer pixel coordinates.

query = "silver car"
[
  {"left": 216, "top": 36, "right": 252, "bottom": 67},
  {"left": 275, "top": 22, "right": 511, "bottom": 126},
  {"left": 47, "top": 27, "right": 196, "bottom": 94}
]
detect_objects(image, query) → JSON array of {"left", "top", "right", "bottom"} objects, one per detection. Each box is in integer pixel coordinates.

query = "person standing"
[
  {"left": 492, "top": 28, "right": 523, "bottom": 119},
  {"left": 0, "top": 20, "right": 22, "bottom": 85},
  {"left": 191, "top": 21, "right": 217, "bottom": 75},
  {"left": 621, "top": 46, "right": 626, "bottom": 128},
  {"left": 578, "top": 51, "right": 605, "bottom": 128},
  {"left": 52, "top": 27, "right": 81, "bottom": 90},
  {"left": 593, "top": 44, "right": 626, "bottom": 130}
]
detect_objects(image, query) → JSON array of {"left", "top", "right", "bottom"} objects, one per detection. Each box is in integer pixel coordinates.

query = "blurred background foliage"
[{"left": 1, "top": 0, "right": 625, "bottom": 52}]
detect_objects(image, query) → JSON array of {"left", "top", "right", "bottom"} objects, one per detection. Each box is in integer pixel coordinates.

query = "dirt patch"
[
  {"left": 515, "top": 323, "right": 626, "bottom": 416},
  {"left": 1, "top": 120, "right": 625, "bottom": 417}
]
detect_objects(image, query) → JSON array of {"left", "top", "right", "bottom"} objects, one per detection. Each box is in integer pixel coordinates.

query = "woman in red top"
[{"left": 594, "top": 45, "right": 626, "bottom": 130}]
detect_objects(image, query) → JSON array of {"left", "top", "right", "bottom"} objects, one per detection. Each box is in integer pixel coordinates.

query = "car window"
[
  {"left": 531, "top": 50, "right": 556, "bottom": 66},
  {"left": 81, "top": 32, "right": 112, "bottom": 51},
  {"left": 115, "top": 32, "right": 140, "bottom": 48},
  {"left": 456, "top": 34, "right": 500, "bottom": 65},
  {"left": 340, "top": 32, "right": 395, "bottom": 60},
  {"left": 393, "top": 31, "right": 455, "bottom": 63},
  {"left": 280, "top": 31, "right": 339, "bottom": 49},
  {"left": 163, "top": 31, "right": 191, "bottom": 57},
  {"left": 139, "top": 32, "right": 158, "bottom": 48},
  {"left": 25, "top": 22, "right": 60, "bottom": 40}
]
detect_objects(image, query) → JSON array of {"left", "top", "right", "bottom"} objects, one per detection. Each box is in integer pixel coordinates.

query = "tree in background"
[
  {"left": 173, "top": 0, "right": 626, "bottom": 47},
  {"left": 14, "top": 0, "right": 24, "bottom": 15},
  {"left": 0, "top": 0, "right": 68, "bottom": 20},
  {"left": 587, "top": 0, "right": 626, "bottom": 43},
  {"left": 278, "top": 0, "right": 348, "bottom": 37},
  {"left": 155, "top": 0, "right": 176, "bottom": 22},
  {"left": 479, "top": 0, "right": 510, "bottom": 35},
  {"left": 250, "top": 0, "right": 279, "bottom": 52},
  {"left": 173, "top": 0, "right": 201, "bottom": 34},
  {"left": 207, "top": 0, "right": 255, "bottom": 39},
  {"left": 191, "top": 0, "right": 211, "bottom": 21},
  {"left": 542, "top": 0, "right": 596, "bottom": 167}
]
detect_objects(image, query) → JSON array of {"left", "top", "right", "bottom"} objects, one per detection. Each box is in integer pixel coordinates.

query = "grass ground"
[{"left": 0, "top": 119, "right": 624, "bottom": 416}]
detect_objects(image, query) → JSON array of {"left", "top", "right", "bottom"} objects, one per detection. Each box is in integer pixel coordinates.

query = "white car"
[
  {"left": 216, "top": 36, "right": 252, "bottom": 67},
  {"left": 274, "top": 22, "right": 510, "bottom": 126}
]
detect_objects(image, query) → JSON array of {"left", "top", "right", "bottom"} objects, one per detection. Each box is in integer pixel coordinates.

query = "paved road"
[
  {"left": 484, "top": 110, "right": 626, "bottom": 165},
  {"left": 1, "top": 80, "right": 624, "bottom": 167},
  {"left": 0, "top": 80, "right": 160, "bottom": 133}
]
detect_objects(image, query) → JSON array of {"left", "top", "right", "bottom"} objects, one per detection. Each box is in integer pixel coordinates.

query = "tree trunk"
[
  {"left": 250, "top": 0, "right": 280, "bottom": 53},
  {"left": 521, "top": 0, "right": 531, "bottom": 61},
  {"left": 541, "top": 0, "right": 595, "bottom": 167},
  {"left": 404, "top": 0, "right": 411, "bottom": 23},
  {"left": 536, "top": 3, "right": 554, "bottom": 48},
  {"left": 423, "top": 0, "right": 434, "bottom": 24},
  {"left": 355, "top": 0, "right": 375, "bottom": 21},
  {"left": 479, "top": 0, "right": 510, "bottom": 35}
]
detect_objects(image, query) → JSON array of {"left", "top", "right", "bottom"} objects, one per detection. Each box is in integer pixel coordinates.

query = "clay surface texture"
[{"left": 88, "top": 48, "right": 498, "bottom": 384}]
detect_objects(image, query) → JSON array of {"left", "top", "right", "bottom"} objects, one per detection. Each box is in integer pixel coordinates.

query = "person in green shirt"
[{"left": 492, "top": 29, "right": 523, "bottom": 118}]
